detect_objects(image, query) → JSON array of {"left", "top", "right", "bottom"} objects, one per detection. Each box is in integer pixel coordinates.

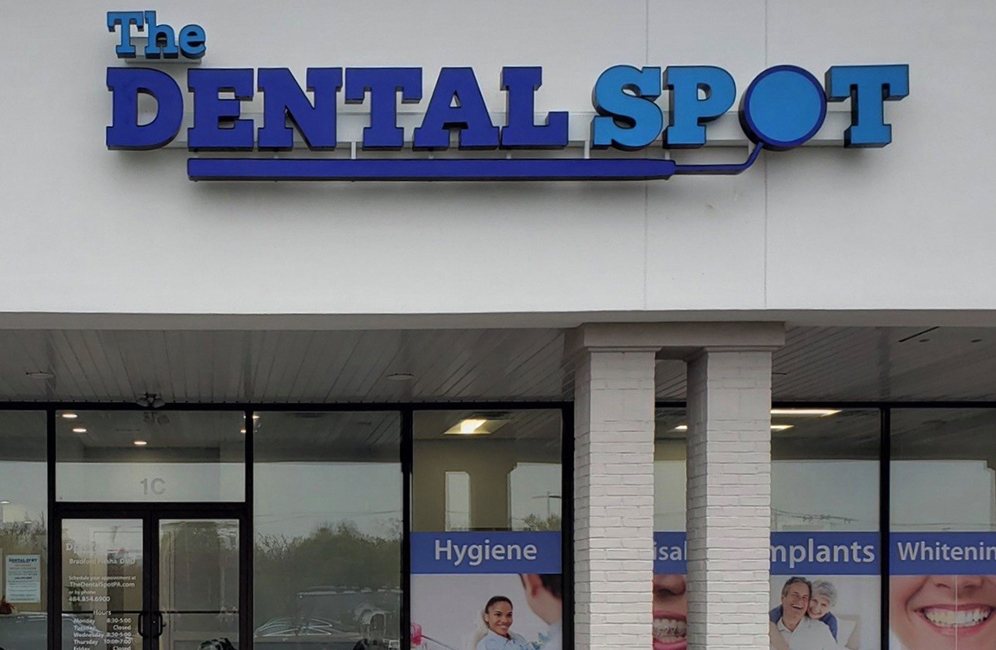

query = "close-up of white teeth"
[
  {"left": 653, "top": 618, "right": 688, "bottom": 641},
  {"left": 923, "top": 607, "right": 993, "bottom": 628}
]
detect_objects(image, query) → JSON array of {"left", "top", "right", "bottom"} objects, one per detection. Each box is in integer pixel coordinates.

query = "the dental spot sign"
[{"left": 104, "top": 10, "right": 910, "bottom": 182}]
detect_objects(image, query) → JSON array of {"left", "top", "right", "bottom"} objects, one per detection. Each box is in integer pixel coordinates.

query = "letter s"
[{"left": 590, "top": 65, "right": 663, "bottom": 151}]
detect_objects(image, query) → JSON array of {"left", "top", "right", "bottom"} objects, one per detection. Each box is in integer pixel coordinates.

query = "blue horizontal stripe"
[{"left": 187, "top": 158, "right": 677, "bottom": 181}]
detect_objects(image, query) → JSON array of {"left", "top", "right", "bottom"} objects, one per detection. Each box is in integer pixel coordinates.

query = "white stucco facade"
[{"left": 0, "top": 0, "right": 993, "bottom": 323}]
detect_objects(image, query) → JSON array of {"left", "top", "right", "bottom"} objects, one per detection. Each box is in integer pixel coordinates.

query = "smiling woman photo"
[{"left": 890, "top": 575, "right": 996, "bottom": 650}]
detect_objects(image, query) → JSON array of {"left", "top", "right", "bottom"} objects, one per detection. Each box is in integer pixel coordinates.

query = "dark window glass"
[
  {"left": 890, "top": 408, "right": 996, "bottom": 650},
  {"left": 253, "top": 411, "right": 402, "bottom": 648},
  {"left": 771, "top": 409, "right": 881, "bottom": 650},
  {"left": 653, "top": 408, "right": 688, "bottom": 650},
  {"left": 0, "top": 411, "right": 48, "bottom": 649}
]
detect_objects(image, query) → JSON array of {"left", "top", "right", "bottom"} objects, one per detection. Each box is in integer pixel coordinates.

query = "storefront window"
[
  {"left": 0, "top": 411, "right": 48, "bottom": 649},
  {"left": 56, "top": 410, "right": 245, "bottom": 502},
  {"left": 770, "top": 408, "right": 880, "bottom": 650},
  {"left": 253, "top": 411, "right": 402, "bottom": 648},
  {"left": 411, "top": 409, "right": 562, "bottom": 650},
  {"left": 890, "top": 408, "right": 996, "bottom": 650},
  {"left": 654, "top": 408, "right": 688, "bottom": 650},
  {"left": 658, "top": 407, "right": 883, "bottom": 650}
]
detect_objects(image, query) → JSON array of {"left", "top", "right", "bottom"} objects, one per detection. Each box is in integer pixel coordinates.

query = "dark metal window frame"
[
  {"left": 3, "top": 399, "right": 994, "bottom": 649},
  {"left": 6, "top": 401, "right": 570, "bottom": 650}
]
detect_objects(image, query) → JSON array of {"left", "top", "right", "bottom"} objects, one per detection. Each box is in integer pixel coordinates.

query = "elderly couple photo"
[{"left": 770, "top": 576, "right": 844, "bottom": 650}]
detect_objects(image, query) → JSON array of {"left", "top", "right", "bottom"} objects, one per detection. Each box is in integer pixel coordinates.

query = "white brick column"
[
  {"left": 686, "top": 348, "right": 774, "bottom": 650},
  {"left": 573, "top": 346, "right": 657, "bottom": 650}
]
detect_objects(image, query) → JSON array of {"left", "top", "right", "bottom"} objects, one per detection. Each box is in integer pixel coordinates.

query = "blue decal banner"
[
  {"left": 654, "top": 532, "right": 688, "bottom": 574},
  {"left": 411, "top": 531, "right": 561, "bottom": 574},
  {"left": 891, "top": 532, "right": 996, "bottom": 575},
  {"left": 654, "top": 532, "right": 880, "bottom": 575},
  {"left": 770, "top": 531, "right": 879, "bottom": 576}
]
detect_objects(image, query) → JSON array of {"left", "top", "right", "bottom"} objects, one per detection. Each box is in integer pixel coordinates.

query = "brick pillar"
[
  {"left": 685, "top": 348, "right": 773, "bottom": 650},
  {"left": 573, "top": 347, "right": 657, "bottom": 650}
]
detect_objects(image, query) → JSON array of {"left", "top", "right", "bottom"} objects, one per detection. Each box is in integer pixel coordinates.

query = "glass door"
[
  {"left": 158, "top": 518, "right": 239, "bottom": 650},
  {"left": 57, "top": 509, "right": 243, "bottom": 650},
  {"left": 61, "top": 518, "right": 145, "bottom": 650}
]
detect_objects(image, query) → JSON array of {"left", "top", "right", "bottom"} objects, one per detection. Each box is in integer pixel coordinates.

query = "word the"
[{"left": 107, "top": 10, "right": 206, "bottom": 59}]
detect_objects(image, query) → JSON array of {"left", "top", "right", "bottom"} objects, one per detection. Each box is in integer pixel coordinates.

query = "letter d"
[{"left": 107, "top": 68, "right": 183, "bottom": 149}]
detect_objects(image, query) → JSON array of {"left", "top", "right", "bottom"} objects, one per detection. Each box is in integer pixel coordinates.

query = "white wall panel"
[{"left": 0, "top": 1, "right": 992, "bottom": 316}]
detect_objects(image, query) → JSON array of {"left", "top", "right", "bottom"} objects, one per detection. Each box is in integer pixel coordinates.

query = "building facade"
[{"left": 1, "top": 2, "right": 995, "bottom": 649}]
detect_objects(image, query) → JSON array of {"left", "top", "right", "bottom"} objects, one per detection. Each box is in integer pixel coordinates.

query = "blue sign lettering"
[
  {"left": 591, "top": 65, "right": 663, "bottom": 151},
  {"left": 104, "top": 10, "right": 910, "bottom": 182},
  {"left": 107, "top": 10, "right": 206, "bottom": 60},
  {"left": 106, "top": 67, "right": 183, "bottom": 149},
  {"left": 413, "top": 68, "right": 500, "bottom": 150},
  {"left": 663, "top": 66, "right": 735, "bottom": 147},
  {"left": 501, "top": 66, "right": 569, "bottom": 149},
  {"left": 411, "top": 532, "right": 561, "bottom": 574},
  {"left": 345, "top": 68, "right": 422, "bottom": 150},
  {"left": 826, "top": 64, "right": 910, "bottom": 147},
  {"left": 187, "top": 68, "right": 254, "bottom": 150},
  {"left": 258, "top": 68, "right": 341, "bottom": 151}
]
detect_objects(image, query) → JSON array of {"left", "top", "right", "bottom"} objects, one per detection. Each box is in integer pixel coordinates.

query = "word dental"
[
  {"left": 434, "top": 538, "right": 538, "bottom": 568},
  {"left": 106, "top": 11, "right": 910, "bottom": 181}
]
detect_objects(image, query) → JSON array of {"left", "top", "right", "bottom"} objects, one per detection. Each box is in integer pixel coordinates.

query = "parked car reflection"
[{"left": 254, "top": 587, "right": 400, "bottom": 650}]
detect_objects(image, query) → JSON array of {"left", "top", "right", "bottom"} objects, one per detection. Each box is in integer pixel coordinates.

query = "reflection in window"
[
  {"left": 0, "top": 411, "right": 47, "bottom": 649},
  {"left": 56, "top": 410, "right": 245, "bottom": 502},
  {"left": 771, "top": 409, "right": 880, "bottom": 650},
  {"left": 253, "top": 411, "right": 402, "bottom": 648},
  {"left": 445, "top": 471, "right": 471, "bottom": 531},
  {"left": 411, "top": 410, "right": 563, "bottom": 650},
  {"left": 653, "top": 408, "right": 688, "bottom": 650},
  {"left": 890, "top": 409, "right": 996, "bottom": 650},
  {"left": 412, "top": 410, "right": 562, "bottom": 532}
]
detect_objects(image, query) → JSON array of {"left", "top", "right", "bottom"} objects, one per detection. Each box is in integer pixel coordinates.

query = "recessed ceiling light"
[
  {"left": 240, "top": 428, "right": 247, "bottom": 435},
  {"left": 673, "top": 423, "right": 795, "bottom": 432},
  {"left": 0, "top": 500, "right": 10, "bottom": 505},
  {"left": 72, "top": 427, "right": 87, "bottom": 434},
  {"left": 25, "top": 371, "right": 55, "bottom": 380},
  {"left": 444, "top": 418, "right": 507, "bottom": 436},
  {"left": 252, "top": 414, "right": 260, "bottom": 420},
  {"left": 133, "top": 440, "right": 148, "bottom": 446},
  {"left": 61, "top": 412, "right": 79, "bottom": 419},
  {"left": 769, "top": 409, "right": 841, "bottom": 417},
  {"left": 386, "top": 372, "right": 415, "bottom": 381}
]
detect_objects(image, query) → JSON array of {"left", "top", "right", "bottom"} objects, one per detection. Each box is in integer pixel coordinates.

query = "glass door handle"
[
  {"left": 138, "top": 612, "right": 147, "bottom": 638},
  {"left": 154, "top": 611, "right": 167, "bottom": 638}
]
